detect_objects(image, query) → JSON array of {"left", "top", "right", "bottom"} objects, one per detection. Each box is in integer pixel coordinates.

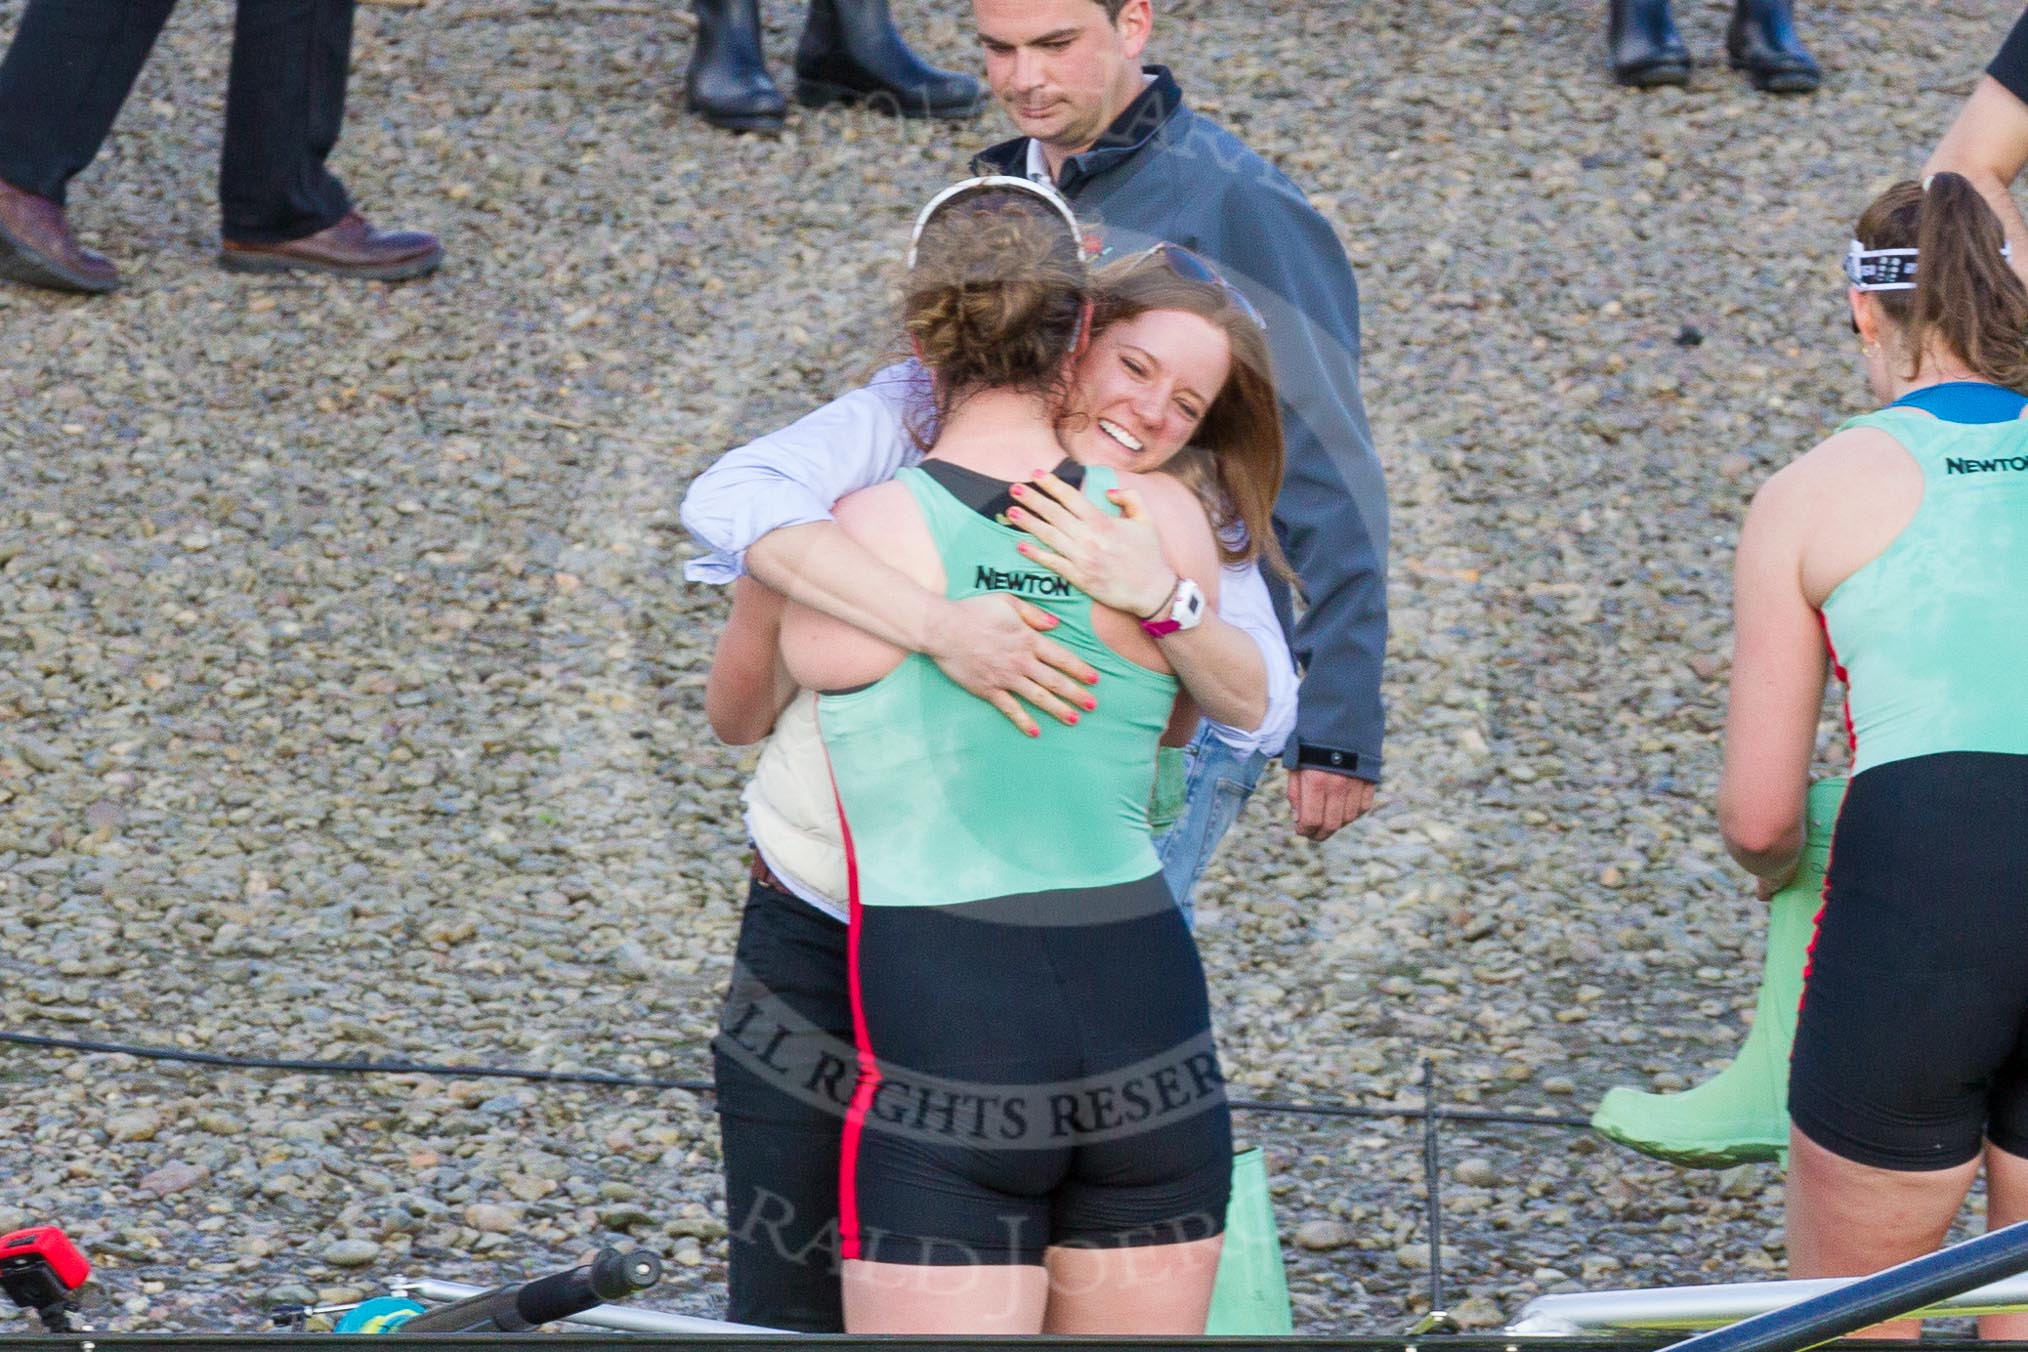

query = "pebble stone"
[
  {"left": 0, "top": 0, "right": 1989, "bottom": 1336},
  {"left": 1293, "top": 1220, "right": 1359, "bottom": 1253},
  {"left": 321, "top": 1241, "right": 383, "bottom": 1269},
  {"left": 105, "top": 1110, "right": 162, "bottom": 1143},
  {"left": 1454, "top": 1158, "right": 1497, "bottom": 1189}
]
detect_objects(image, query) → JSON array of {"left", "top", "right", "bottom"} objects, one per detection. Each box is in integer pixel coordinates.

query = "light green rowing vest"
[
  {"left": 817, "top": 464, "right": 1178, "bottom": 908},
  {"left": 1822, "top": 406, "right": 2028, "bottom": 775}
]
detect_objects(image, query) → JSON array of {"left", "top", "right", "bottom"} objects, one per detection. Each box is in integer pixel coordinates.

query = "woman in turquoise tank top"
[
  {"left": 1718, "top": 174, "right": 2028, "bottom": 1333},
  {"left": 767, "top": 186, "right": 1284, "bottom": 1335},
  {"left": 699, "top": 220, "right": 1292, "bottom": 1331}
]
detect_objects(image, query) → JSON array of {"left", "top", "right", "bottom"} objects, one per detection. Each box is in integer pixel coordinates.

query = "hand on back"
[
  {"left": 925, "top": 595, "right": 1101, "bottom": 739},
  {"left": 1005, "top": 468, "right": 1180, "bottom": 619}
]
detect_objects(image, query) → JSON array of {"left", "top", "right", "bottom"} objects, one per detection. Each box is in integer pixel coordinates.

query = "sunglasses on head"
[{"left": 1136, "top": 242, "right": 1268, "bottom": 332}]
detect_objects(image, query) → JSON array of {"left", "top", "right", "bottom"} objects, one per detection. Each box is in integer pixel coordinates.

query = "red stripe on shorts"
[{"left": 821, "top": 710, "right": 880, "bottom": 1264}]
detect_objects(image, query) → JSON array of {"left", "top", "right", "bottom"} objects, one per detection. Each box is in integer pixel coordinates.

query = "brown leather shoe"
[
  {"left": 0, "top": 180, "right": 120, "bottom": 294},
  {"left": 218, "top": 210, "right": 443, "bottom": 281}
]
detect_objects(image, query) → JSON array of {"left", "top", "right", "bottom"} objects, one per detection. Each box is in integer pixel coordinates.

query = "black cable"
[
  {"left": 0, "top": 1030, "right": 714, "bottom": 1094},
  {"left": 0, "top": 1029, "right": 1596, "bottom": 1129},
  {"left": 1225, "top": 1097, "right": 1593, "bottom": 1129}
]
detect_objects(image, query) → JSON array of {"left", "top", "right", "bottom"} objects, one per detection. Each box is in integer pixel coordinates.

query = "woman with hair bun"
[
  {"left": 703, "top": 182, "right": 1289, "bottom": 1333},
  {"left": 1718, "top": 172, "right": 2028, "bottom": 1332},
  {"left": 766, "top": 181, "right": 1253, "bottom": 1334}
]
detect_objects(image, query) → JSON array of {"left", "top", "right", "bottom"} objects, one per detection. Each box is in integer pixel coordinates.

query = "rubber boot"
[
  {"left": 1591, "top": 777, "right": 1846, "bottom": 1169},
  {"left": 1207, "top": 1148, "right": 1293, "bottom": 1335},
  {"left": 1727, "top": 0, "right": 1820, "bottom": 94},
  {"left": 687, "top": 0, "right": 787, "bottom": 133},
  {"left": 793, "top": 0, "right": 984, "bottom": 120},
  {"left": 1608, "top": 0, "right": 1690, "bottom": 88}
]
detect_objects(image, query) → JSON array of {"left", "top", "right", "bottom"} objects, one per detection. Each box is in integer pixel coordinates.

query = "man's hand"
[
  {"left": 924, "top": 594, "right": 1100, "bottom": 738},
  {"left": 1287, "top": 769, "right": 1375, "bottom": 842}
]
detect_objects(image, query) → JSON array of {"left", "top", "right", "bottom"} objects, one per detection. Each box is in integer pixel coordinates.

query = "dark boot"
[
  {"left": 1727, "top": 0, "right": 1820, "bottom": 94},
  {"left": 688, "top": 0, "right": 787, "bottom": 133},
  {"left": 793, "top": 0, "right": 983, "bottom": 120},
  {"left": 1608, "top": 0, "right": 1690, "bottom": 88}
]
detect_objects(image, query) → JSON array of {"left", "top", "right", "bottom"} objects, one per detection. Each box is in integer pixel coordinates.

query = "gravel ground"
[{"left": 0, "top": 0, "right": 2014, "bottom": 1335}]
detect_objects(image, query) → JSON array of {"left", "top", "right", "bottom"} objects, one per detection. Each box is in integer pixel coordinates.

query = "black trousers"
[
  {"left": 712, "top": 876, "right": 854, "bottom": 1333},
  {"left": 0, "top": 0, "right": 353, "bottom": 242}
]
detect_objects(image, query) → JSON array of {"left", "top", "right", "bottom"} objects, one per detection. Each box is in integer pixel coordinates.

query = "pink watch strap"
[{"left": 1139, "top": 578, "right": 1183, "bottom": 636}]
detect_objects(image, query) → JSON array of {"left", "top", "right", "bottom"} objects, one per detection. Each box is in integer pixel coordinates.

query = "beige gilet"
[{"left": 741, "top": 690, "right": 848, "bottom": 920}]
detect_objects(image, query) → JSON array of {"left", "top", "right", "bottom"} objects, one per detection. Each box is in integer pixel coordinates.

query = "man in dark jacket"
[
  {"left": 0, "top": 0, "right": 441, "bottom": 294},
  {"left": 970, "top": 0, "right": 1386, "bottom": 844}
]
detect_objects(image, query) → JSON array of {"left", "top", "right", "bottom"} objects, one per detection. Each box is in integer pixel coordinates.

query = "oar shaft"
[{"left": 1664, "top": 1222, "right": 2028, "bottom": 1352}]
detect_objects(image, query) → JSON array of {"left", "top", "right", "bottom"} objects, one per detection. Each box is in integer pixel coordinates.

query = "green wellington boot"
[
  {"left": 1207, "top": 1147, "right": 1294, "bottom": 1335},
  {"left": 1591, "top": 778, "right": 1846, "bottom": 1169}
]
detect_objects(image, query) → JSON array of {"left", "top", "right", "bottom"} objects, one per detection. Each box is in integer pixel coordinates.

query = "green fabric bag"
[
  {"left": 1149, "top": 744, "right": 1188, "bottom": 833},
  {"left": 1591, "top": 777, "right": 1846, "bottom": 1168},
  {"left": 1206, "top": 1146, "right": 1293, "bottom": 1335}
]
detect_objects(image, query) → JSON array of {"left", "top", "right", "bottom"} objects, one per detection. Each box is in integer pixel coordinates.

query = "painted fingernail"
[
  {"left": 1010, "top": 484, "right": 1025, "bottom": 496},
  {"left": 1026, "top": 726, "right": 1040, "bottom": 738},
  {"left": 1066, "top": 712, "right": 1079, "bottom": 725},
  {"left": 1083, "top": 699, "right": 1097, "bottom": 712}
]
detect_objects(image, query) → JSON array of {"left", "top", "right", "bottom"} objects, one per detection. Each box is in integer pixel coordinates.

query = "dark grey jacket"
[{"left": 977, "top": 67, "right": 1387, "bottom": 781}]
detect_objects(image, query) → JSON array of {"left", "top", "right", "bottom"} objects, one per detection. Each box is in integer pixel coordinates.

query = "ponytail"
[{"left": 1854, "top": 175, "right": 2028, "bottom": 391}]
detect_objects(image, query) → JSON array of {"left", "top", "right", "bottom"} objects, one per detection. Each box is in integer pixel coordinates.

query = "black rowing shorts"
[
  {"left": 1790, "top": 752, "right": 2028, "bottom": 1170},
  {"left": 841, "top": 875, "right": 1232, "bottom": 1266}
]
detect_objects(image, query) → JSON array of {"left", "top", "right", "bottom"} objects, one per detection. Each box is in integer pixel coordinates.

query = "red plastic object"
[{"left": 0, "top": 1227, "right": 89, "bottom": 1292}]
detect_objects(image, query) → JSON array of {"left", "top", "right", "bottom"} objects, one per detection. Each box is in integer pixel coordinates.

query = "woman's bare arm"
[
  {"left": 749, "top": 524, "right": 1097, "bottom": 735},
  {"left": 778, "top": 482, "right": 932, "bottom": 698},
  {"left": 1717, "top": 464, "right": 1829, "bottom": 887},
  {"left": 705, "top": 576, "right": 799, "bottom": 746},
  {"left": 1011, "top": 470, "right": 1266, "bottom": 729},
  {"left": 1924, "top": 76, "right": 2028, "bottom": 289}
]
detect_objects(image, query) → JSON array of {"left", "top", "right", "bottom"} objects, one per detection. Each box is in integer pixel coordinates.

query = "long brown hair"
[
  {"left": 1087, "top": 251, "right": 1292, "bottom": 582},
  {"left": 1855, "top": 175, "right": 2028, "bottom": 391}
]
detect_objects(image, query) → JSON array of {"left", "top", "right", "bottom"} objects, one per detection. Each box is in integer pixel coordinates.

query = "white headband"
[
  {"left": 905, "top": 175, "right": 1083, "bottom": 271},
  {"left": 1845, "top": 238, "right": 2013, "bottom": 292}
]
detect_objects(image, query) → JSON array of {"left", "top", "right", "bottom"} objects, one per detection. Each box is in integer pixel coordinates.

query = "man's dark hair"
[{"left": 1095, "top": 0, "right": 1130, "bottom": 19}]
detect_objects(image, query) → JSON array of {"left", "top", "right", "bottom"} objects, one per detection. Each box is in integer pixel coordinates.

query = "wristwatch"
[{"left": 1139, "top": 577, "right": 1206, "bottom": 637}]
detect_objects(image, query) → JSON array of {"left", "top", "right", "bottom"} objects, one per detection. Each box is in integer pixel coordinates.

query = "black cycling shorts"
[
  {"left": 713, "top": 876, "right": 854, "bottom": 1332},
  {"left": 1790, "top": 752, "right": 2028, "bottom": 1171},
  {"left": 842, "top": 874, "right": 1233, "bottom": 1266}
]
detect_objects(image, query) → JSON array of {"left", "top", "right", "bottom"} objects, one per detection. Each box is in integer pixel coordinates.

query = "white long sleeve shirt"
[{"left": 681, "top": 362, "right": 1299, "bottom": 758}]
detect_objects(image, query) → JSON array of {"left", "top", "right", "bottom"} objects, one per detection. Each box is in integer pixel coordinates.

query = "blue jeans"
[{"left": 1153, "top": 724, "right": 1272, "bottom": 927}]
